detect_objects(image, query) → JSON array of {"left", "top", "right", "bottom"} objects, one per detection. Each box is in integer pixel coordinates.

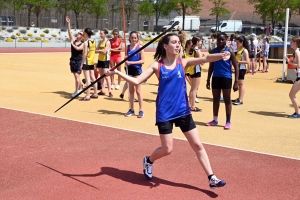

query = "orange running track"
[{"left": 1, "top": 107, "right": 299, "bottom": 200}]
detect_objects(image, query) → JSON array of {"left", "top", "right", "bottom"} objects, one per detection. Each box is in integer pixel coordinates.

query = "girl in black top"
[{"left": 66, "top": 16, "right": 84, "bottom": 97}]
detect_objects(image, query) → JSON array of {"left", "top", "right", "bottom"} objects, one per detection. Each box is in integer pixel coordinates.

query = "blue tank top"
[
  {"left": 156, "top": 58, "right": 190, "bottom": 122},
  {"left": 212, "top": 46, "right": 232, "bottom": 79},
  {"left": 127, "top": 45, "right": 142, "bottom": 74}
]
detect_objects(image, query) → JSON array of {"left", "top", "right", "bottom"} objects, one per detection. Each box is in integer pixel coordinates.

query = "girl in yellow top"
[
  {"left": 78, "top": 28, "right": 98, "bottom": 100},
  {"left": 96, "top": 29, "right": 112, "bottom": 97},
  {"left": 184, "top": 37, "right": 203, "bottom": 112}
]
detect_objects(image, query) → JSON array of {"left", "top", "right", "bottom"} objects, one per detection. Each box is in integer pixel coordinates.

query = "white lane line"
[{"left": 1, "top": 106, "right": 299, "bottom": 161}]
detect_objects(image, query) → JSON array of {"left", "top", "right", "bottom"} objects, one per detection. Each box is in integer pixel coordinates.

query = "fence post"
[{"left": 15, "top": 37, "right": 16, "bottom": 48}]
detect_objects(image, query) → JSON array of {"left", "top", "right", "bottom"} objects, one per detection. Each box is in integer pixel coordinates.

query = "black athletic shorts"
[
  {"left": 97, "top": 61, "right": 110, "bottom": 68},
  {"left": 249, "top": 51, "right": 255, "bottom": 59},
  {"left": 211, "top": 77, "right": 232, "bottom": 89},
  {"left": 186, "top": 65, "right": 201, "bottom": 78},
  {"left": 238, "top": 69, "right": 246, "bottom": 80},
  {"left": 125, "top": 67, "right": 141, "bottom": 76},
  {"left": 82, "top": 64, "right": 94, "bottom": 70},
  {"left": 155, "top": 114, "right": 196, "bottom": 134}
]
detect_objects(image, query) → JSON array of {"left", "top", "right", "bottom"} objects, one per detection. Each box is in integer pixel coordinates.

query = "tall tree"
[
  {"left": 138, "top": 0, "right": 175, "bottom": 30},
  {"left": 14, "top": 0, "right": 34, "bottom": 27},
  {"left": 55, "top": 0, "right": 72, "bottom": 27},
  {"left": 170, "top": 0, "right": 202, "bottom": 30},
  {"left": 248, "top": 0, "right": 286, "bottom": 30},
  {"left": 90, "top": 0, "right": 107, "bottom": 29},
  {"left": 68, "top": 0, "right": 93, "bottom": 28},
  {"left": 32, "top": 0, "right": 55, "bottom": 27},
  {"left": 209, "top": 0, "right": 230, "bottom": 32},
  {"left": 285, "top": 0, "right": 300, "bottom": 22}
]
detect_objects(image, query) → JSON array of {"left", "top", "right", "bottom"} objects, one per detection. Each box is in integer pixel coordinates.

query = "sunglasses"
[{"left": 78, "top": 32, "right": 83, "bottom": 36}]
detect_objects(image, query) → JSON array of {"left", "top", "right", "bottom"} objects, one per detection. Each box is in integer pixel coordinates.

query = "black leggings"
[{"left": 212, "top": 89, "right": 232, "bottom": 116}]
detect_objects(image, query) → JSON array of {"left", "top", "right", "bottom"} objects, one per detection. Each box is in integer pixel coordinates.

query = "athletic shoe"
[
  {"left": 111, "top": 84, "right": 114, "bottom": 90},
  {"left": 108, "top": 93, "right": 113, "bottom": 98},
  {"left": 71, "top": 91, "right": 77, "bottom": 97},
  {"left": 220, "top": 96, "right": 224, "bottom": 101},
  {"left": 224, "top": 122, "right": 231, "bottom": 129},
  {"left": 209, "top": 175, "right": 226, "bottom": 189},
  {"left": 233, "top": 100, "right": 243, "bottom": 105},
  {"left": 120, "top": 93, "right": 124, "bottom": 99},
  {"left": 134, "top": 98, "right": 138, "bottom": 102},
  {"left": 195, "top": 98, "right": 200, "bottom": 103},
  {"left": 125, "top": 109, "right": 135, "bottom": 117},
  {"left": 143, "top": 156, "right": 153, "bottom": 180},
  {"left": 231, "top": 98, "right": 239, "bottom": 103},
  {"left": 206, "top": 120, "right": 218, "bottom": 126},
  {"left": 288, "top": 113, "right": 300, "bottom": 118},
  {"left": 115, "top": 85, "right": 120, "bottom": 90},
  {"left": 137, "top": 110, "right": 144, "bottom": 118}
]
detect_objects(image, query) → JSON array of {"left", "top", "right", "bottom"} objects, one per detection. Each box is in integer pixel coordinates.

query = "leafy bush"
[
  {"left": 152, "top": 32, "right": 156, "bottom": 36},
  {"left": 35, "top": 37, "right": 41, "bottom": 40},
  {"left": 27, "top": 33, "right": 33, "bottom": 37},
  {"left": 30, "top": 39, "right": 37, "bottom": 42},
  {"left": 18, "top": 38, "right": 25, "bottom": 42},
  {"left": 7, "top": 29, "right": 13, "bottom": 33},
  {"left": 156, "top": 32, "right": 160, "bottom": 35},
  {"left": 13, "top": 26, "right": 19, "bottom": 30},
  {"left": 40, "top": 33, "right": 45, "bottom": 37},
  {"left": 60, "top": 28, "right": 67, "bottom": 32},
  {"left": 6, "top": 38, "right": 14, "bottom": 42},
  {"left": 43, "top": 29, "right": 49, "bottom": 34},
  {"left": 23, "top": 36, "right": 29, "bottom": 40},
  {"left": 51, "top": 34, "right": 57, "bottom": 37},
  {"left": 26, "top": 27, "right": 30, "bottom": 30},
  {"left": 11, "top": 35, "right": 16, "bottom": 39},
  {"left": 1, "top": 26, "right": 6, "bottom": 30},
  {"left": 20, "top": 29, "right": 27, "bottom": 34},
  {"left": 142, "top": 32, "right": 145, "bottom": 35},
  {"left": 42, "top": 39, "right": 49, "bottom": 43}
]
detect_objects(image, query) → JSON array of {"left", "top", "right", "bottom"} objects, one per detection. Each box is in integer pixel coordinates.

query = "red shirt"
[{"left": 110, "top": 38, "right": 122, "bottom": 57}]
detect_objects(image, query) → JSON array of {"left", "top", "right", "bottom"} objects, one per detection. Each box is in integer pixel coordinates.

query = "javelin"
[{"left": 54, "top": 21, "right": 180, "bottom": 113}]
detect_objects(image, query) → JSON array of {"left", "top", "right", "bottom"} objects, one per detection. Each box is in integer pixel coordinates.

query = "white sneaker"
[
  {"left": 143, "top": 156, "right": 153, "bottom": 180},
  {"left": 111, "top": 84, "right": 114, "bottom": 90},
  {"left": 115, "top": 84, "right": 120, "bottom": 90},
  {"left": 209, "top": 175, "right": 226, "bottom": 189},
  {"left": 195, "top": 98, "right": 199, "bottom": 103}
]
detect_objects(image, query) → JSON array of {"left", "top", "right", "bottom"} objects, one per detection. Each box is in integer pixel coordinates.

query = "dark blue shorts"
[{"left": 70, "top": 59, "right": 82, "bottom": 74}]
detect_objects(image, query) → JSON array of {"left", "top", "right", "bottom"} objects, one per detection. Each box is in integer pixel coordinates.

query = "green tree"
[
  {"left": 171, "top": 0, "right": 202, "bottom": 30},
  {"left": 90, "top": 0, "right": 107, "bottom": 29},
  {"left": 209, "top": 0, "right": 230, "bottom": 32},
  {"left": 248, "top": 0, "right": 286, "bottom": 30},
  {"left": 55, "top": 0, "right": 72, "bottom": 27},
  {"left": 32, "top": 0, "right": 55, "bottom": 27},
  {"left": 286, "top": 0, "right": 300, "bottom": 22},
  {"left": 68, "top": 0, "right": 93, "bottom": 28},
  {"left": 14, "top": 0, "right": 35, "bottom": 27},
  {"left": 138, "top": 0, "right": 174, "bottom": 30}
]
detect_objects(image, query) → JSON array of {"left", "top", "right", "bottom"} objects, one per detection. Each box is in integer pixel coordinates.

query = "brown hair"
[{"left": 292, "top": 36, "right": 300, "bottom": 48}]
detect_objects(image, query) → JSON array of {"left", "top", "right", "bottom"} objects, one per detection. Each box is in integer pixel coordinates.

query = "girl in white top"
[
  {"left": 261, "top": 37, "right": 270, "bottom": 73},
  {"left": 285, "top": 36, "right": 300, "bottom": 118},
  {"left": 232, "top": 35, "right": 250, "bottom": 105}
]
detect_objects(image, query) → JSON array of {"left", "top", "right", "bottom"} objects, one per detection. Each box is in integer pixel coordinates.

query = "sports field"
[{"left": 0, "top": 49, "right": 299, "bottom": 199}]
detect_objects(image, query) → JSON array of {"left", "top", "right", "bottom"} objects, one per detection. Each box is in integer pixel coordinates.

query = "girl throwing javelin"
[
  {"left": 286, "top": 37, "right": 300, "bottom": 118},
  {"left": 106, "top": 33, "right": 228, "bottom": 189}
]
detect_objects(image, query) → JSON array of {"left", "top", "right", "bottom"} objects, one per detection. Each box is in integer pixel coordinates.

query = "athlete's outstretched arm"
[
  {"left": 66, "top": 16, "right": 74, "bottom": 42},
  {"left": 106, "top": 62, "right": 156, "bottom": 85},
  {"left": 183, "top": 52, "right": 230, "bottom": 71}
]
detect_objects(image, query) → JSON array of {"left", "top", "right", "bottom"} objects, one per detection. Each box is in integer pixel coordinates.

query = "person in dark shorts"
[
  {"left": 232, "top": 35, "right": 250, "bottom": 105},
  {"left": 123, "top": 31, "right": 145, "bottom": 118},
  {"left": 106, "top": 33, "right": 229, "bottom": 189},
  {"left": 206, "top": 32, "right": 239, "bottom": 129},
  {"left": 96, "top": 29, "right": 113, "bottom": 97},
  {"left": 66, "top": 16, "right": 83, "bottom": 98}
]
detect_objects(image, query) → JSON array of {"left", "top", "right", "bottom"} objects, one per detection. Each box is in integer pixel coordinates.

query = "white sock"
[{"left": 214, "top": 116, "right": 218, "bottom": 122}]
